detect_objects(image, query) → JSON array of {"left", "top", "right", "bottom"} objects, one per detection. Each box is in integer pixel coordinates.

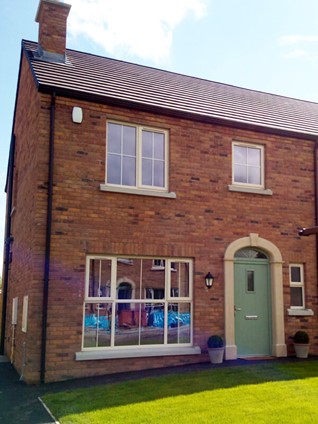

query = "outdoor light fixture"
[
  {"left": 72, "top": 106, "right": 83, "bottom": 124},
  {"left": 205, "top": 272, "right": 214, "bottom": 289}
]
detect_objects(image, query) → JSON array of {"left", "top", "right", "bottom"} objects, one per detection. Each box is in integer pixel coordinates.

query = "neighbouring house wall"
[{"left": 38, "top": 96, "right": 318, "bottom": 382}]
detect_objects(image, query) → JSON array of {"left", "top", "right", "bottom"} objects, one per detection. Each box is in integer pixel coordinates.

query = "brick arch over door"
[{"left": 224, "top": 233, "right": 287, "bottom": 359}]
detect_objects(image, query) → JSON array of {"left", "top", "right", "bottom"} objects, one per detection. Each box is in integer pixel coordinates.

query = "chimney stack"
[{"left": 35, "top": 0, "right": 71, "bottom": 62}]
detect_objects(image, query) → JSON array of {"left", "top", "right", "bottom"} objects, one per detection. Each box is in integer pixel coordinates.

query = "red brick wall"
[
  {"left": 6, "top": 53, "right": 318, "bottom": 383},
  {"left": 4, "top": 54, "right": 49, "bottom": 382},
  {"left": 36, "top": 0, "right": 70, "bottom": 56}
]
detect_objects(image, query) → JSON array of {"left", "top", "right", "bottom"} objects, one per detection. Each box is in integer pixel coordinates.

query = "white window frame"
[
  {"left": 232, "top": 142, "right": 264, "bottom": 189},
  {"left": 289, "top": 264, "right": 305, "bottom": 309},
  {"left": 105, "top": 121, "right": 169, "bottom": 193},
  {"left": 80, "top": 255, "right": 195, "bottom": 356}
]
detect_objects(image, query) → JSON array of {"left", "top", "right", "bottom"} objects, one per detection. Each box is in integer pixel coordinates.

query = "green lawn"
[{"left": 42, "top": 360, "right": 318, "bottom": 424}]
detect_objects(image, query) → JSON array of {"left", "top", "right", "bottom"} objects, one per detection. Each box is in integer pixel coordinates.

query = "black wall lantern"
[{"left": 205, "top": 272, "right": 214, "bottom": 289}]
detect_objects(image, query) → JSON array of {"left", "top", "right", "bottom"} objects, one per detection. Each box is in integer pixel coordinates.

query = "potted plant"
[
  {"left": 293, "top": 330, "right": 310, "bottom": 358},
  {"left": 207, "top": 335, "right": 225, "bottom": 364}
]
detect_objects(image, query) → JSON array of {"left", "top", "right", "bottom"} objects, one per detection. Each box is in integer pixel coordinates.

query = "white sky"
[{"left": 1, "top": 0, "right": 318, "bottom": 276}]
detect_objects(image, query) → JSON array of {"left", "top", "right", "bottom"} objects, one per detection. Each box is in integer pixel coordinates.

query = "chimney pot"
[{"left": 36, "top": 0, "right": 71, "bottom": 62}]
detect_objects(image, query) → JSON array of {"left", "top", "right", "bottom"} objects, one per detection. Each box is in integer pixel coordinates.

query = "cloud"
[
  {"left": 282, "top": 49, "right": 307, "bottom": 59},
  {"left": 68, "top": 0, "right": 208, "bottom": 63},
  {"left": 279, "top": 35, "right": 318, "bottom": 45},
  {"left": 279, "top": 34, "right": 318, "bottom": 60}
]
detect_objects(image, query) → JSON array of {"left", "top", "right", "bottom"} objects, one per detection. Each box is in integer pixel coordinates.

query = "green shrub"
[
  {"left": 207, "top": 335, "right": 224, "bottom": 348},
  {"left": 294, "top": 330, "right": 309, "bottom": 344}
]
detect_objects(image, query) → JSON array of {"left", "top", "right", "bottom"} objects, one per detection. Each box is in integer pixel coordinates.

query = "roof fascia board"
[{"left": 5, "top": 46, "right": 26, "bottom": 192}]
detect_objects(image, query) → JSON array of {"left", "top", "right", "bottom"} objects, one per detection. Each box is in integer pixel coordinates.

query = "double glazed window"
[
  {"left": 233, "top": 142, "right": 264, "bottom": 188},
  {"left": 83, "top": 256, "right": 193, "bottom": 350},
  {"left": 106, "top": 122, "right": 167, "bottom": 191},
  {"left": 289, "top": 264, "right": 305, "bottom": 308}
]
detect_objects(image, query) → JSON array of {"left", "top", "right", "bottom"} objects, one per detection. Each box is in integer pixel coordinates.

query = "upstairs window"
[
  {"left": 289, "top": 264, "right": 305, "bottom": 309},
  {"left": 106, "top": 121, "right": 168, "bottom": 191},
  {"left": 232, "top": 142, "right": 264, "bottom": 188}
]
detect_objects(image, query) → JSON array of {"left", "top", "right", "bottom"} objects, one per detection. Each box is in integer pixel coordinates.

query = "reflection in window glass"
[
  {"left": 170, "top": 262, "right": 190, "bottom": 298},
  {"left": 167, "top": 303, "right": 191, "bottom": 344},
  {"left": 88, "top": 258, "right": 111, "bottom": 298},
  {"left": 83, "top": 257, "right": 193, "bottom": 350},
  {"left": 83, "top": 303, "right": 111, "bottom": 348}
]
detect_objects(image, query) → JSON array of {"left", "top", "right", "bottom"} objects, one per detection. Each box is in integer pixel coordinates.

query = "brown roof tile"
[{"left": 24, "top": 39, "right": 318, "bottom": 139}]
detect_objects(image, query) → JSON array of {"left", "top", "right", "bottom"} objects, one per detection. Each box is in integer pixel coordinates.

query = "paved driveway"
[{"left": 0, "top": 358, "right": 55, "bottom": 424}]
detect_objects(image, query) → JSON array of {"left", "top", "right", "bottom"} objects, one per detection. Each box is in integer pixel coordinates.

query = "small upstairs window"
[{"left": 232, "top": 142, "right": 264, "bottom": 188}]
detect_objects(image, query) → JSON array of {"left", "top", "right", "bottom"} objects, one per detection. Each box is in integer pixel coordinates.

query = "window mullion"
[
  {"left": 164, "top": 261, "right": 170, "bottom": 345},
  {"left": 137, "top": 127, "right": 142, "bottom": 188},
  {"left": 110, "top": 258, "right": 117, "bottom": 347}
]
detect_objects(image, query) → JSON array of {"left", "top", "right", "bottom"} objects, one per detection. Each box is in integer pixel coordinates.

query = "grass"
[{"left": 42, "top": 360, "right": 318, "bottom": 424}]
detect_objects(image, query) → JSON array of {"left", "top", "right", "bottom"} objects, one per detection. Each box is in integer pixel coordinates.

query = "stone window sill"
[
  {"left": 228, "top": 185, "right": 273, "bottom": 196},
  {"left": 76, "top": 346, "right": 201, "bottom": 361},
  {"left": 287, "top": 308, "right": 314, "bottom": 316},
  {"left": 100, "top": 184, "right": 176, "bottom": 198}
]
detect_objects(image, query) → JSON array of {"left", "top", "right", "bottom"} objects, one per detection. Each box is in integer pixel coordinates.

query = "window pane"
[
  {"left": 167, "top": 303, "right": 191, "bottom": 344},
  {"left": 122, "top": 156, "right": 136, "bottom": 186},
  {"left": 145, "top": 303, "right": 165, "bottom": 344},
  {"left": 123, "top": 126, "right": 136, "bottom": 156},
  {"left": 234, "top": 164, "right": 247, "bottom": 183},
  {"left": 154, "top": 160, "right": 164, "bottom": 187},
  {"left": 83, "top": 303, "right": 111, "bottom": 348},
  {"left": 291, "top": 287, "right": 303, "bottom": 307},
  {"left": 247, "top": 271, "right": 255, "bottom": 292},
  {"left": 154, "top": 133, "right": 165, "bottom": 160},
  {"left": 107, "top": 154, "right": 121, "bottom": 184},
  {"left": 234, "top": 145, "right": 247, "bottom": 165},
  {"left": 248, "top": 166, "right": 261, "bottom": 185},
  {"left": 88, "top": 259, "right": 111, "bottom": 298},
  {"left": 115, "top": 303, "right": 138, "bottom": 346},
  {"left": 171, "top": 262, "right": 190, "bottom": 298},
  {"left": 117, "top": 258, "right": 142, "bottom": 298},
  {"left": 145, "top": 259, "right": 166, "bottom": 298},
  {"left": 142, "top": 131, "right": 153, "bottom": 158},
  {"left": 248, "top": 148, "right": 261, "bottom": 166},
  {"left": 142, "top": 158, "right": 152, "bottom": 185},
  {"left": 291, "top": 266, "right": 301, "bottom": 283},
  {"left": 108, "top": 123, "right": 122, "bottom": 154}
]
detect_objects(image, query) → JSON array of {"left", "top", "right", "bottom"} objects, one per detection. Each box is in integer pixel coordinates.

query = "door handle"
[{"left": 234, "top": 306, "right": 242, "bottom": 311}]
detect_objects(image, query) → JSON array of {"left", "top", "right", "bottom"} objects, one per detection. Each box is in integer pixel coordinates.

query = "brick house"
[{"left": 1, "top": 0, "right": 318, "bottom": 383}]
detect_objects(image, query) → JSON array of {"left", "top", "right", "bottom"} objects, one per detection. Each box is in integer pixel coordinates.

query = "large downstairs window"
[
  {"left": 106, "top": 121, "right": 168, "bottom": 192},
  {"left": 82, "top": 256, "right": 193, "bottom": 351}
]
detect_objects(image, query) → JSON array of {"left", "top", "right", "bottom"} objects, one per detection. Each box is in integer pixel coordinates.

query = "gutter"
[
  {"left": 40, "top": 92, "right": 55, "bottom": 383},
  {"left": 0, "top": 135, "right": 15, "bottom": 354}
]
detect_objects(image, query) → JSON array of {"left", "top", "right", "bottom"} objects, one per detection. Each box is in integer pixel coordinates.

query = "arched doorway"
[{"left": 224, "top": 233, "right": 287, "bottom": 359}]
